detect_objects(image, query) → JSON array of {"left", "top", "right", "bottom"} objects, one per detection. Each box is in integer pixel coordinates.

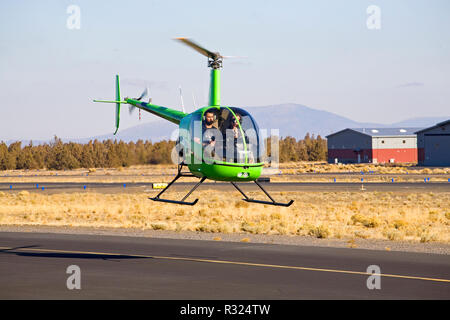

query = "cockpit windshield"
[{"left": 191, "top": 107, "right": 265, "bottom": 164}]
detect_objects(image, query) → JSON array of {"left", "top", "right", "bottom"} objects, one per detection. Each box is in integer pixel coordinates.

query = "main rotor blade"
[
  {"left": 222, "top": 55, "right": 248, "bottom": 59},
  {"left": 174, "top": 37, "right": 220, "bottom": 59}
]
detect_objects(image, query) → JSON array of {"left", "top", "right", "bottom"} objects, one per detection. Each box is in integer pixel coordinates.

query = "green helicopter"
[{"left": 94, "top": 38, "right": 293, "bottom": 207}]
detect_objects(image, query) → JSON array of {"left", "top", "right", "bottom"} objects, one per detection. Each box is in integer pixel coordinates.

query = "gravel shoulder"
[{"left": 1, "top": 224, "right": 448, "bottom": 255}]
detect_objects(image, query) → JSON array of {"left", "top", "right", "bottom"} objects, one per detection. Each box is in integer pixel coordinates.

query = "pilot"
[{"left": 202, "top": 110, "right": 219, "bottom": 147}]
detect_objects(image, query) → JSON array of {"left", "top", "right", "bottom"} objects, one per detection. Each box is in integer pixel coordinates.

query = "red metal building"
[{"left": 326, "top": 128, "right": 422, "bottom": 164}]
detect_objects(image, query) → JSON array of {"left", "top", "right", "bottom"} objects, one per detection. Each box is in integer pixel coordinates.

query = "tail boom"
[
  {"left": 126, "top": 99, "right": 187, "bottom": 125},
  {"left": 93, "top": 74, "right": 188, "bottom": 134}
]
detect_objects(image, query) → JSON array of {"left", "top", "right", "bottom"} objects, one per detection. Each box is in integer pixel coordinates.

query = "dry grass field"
[
  {"left": 1, "top": 190, "right": 449, "bottom": 243},
  {"left": 268, "top": 162, "right": 450, "bottom": 182},
  {"left": 276, "top": 161, "right": 450, "bottom": 174},
  {"left": 1, "top": 162, "right": 449, "bottom": 184},
  {"left": 1, "top": 163, "right": 449, "bottom": 244}
]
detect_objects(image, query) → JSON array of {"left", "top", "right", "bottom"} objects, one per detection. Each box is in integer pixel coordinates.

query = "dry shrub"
[
  {"left": 354, "top": 231, "right": 370, "bottom": 239},
  {"left": 384, "top": 230, "right": 404, "bottom": 241},
  {"left": 351, "top": 214, "right": 380, "bottom": 228},
  {"left": 420, "top": 232, "right": 438, "bottom": 243},
  {"left": 393, "top": 219, "right": 408, "bottom": 229},
  {"left": 235, "top": 201, "right": 249, "bottom": 208},
  {"left": 308, "top": 225, "right": 330, "bottom": 239},
  {"left": 428, "top": 211, "right": 439, "bottom": 223},
  {"left": 197, "top": 209, "right": 208, "bottom": 217},
  {"left": 270, "top": 212, "right": 282, "bottom": 220},
  {"left": 151, "top": 223, "right": 167, "bottom": 230}
]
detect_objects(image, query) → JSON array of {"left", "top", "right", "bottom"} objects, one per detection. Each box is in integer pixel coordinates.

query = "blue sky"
[{"left": 0, "top": 0, "right": 449, "bottom": 140}]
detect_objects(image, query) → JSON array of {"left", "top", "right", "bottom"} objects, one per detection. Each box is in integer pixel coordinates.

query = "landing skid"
[
  {"left": 230, "top": 180, "right": 294, "bottom": 207},
  {"left": 149, "top": 163, "right": 206, "bottom": 206},
  {"left": 150, "top": 164, "right": 293, "bottom": 207}
]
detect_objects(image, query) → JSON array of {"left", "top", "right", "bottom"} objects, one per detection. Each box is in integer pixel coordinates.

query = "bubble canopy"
[{"left": 178, "top": 106, "right": 265, "bottom": 167}]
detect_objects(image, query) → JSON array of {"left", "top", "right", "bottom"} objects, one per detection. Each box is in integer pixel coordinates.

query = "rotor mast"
[{"left": 209, "top": 63, "right": 221, "bottom": 107}]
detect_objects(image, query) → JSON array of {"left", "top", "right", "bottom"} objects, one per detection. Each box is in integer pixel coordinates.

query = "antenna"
[
  {"left": 192, "top": 92, "right": 197, "bottom": 109},
  {"left": 179, "top": 86, "right": 186, "bottom": 113}
]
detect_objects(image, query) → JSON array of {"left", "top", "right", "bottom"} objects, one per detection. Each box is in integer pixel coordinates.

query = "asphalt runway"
[
  {"left": 1, "top": 181, "right": 450, "bottom": 193},
  {"left": 0, "top": 232, "right": 449, "bottom": 299}
]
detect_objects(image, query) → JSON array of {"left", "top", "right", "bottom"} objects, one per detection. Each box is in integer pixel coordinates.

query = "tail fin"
[
  {"left": 93, "top": 74, "right": 127, "bottom": 135},
  {"left": 114, "top": 75, "right": 121, "bottom": 135},
  {"left": 94, "top": 74, "right": 188, "bottom": 127}
]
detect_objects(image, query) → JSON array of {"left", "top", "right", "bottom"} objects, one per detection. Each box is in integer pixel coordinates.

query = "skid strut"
[
  {"left": 149, "top": 163, "right": 206, "bottom": 205},
  {"left": 230, "top": 180, "right": 294, "bottom": 207}
]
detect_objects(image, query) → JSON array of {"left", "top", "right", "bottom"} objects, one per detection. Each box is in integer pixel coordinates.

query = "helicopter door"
[
  {"left": 223, "top": 115, "right": 245, "bottom": 164},
  {"left": 224, "top": 107, "right": 261, "bottom": 164}
]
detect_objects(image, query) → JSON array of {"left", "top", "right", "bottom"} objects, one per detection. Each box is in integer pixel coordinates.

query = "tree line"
[
  {"left": 267, "top": 133, "right": 327, "bottom": 163},
  {"left": 0, "top": 134, "right": 327, "bottom": 170}
]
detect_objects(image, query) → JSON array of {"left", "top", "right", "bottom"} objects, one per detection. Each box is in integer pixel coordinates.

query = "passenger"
[
  {"left": 224, "top": 114, "right": 243, "bottom": 163},
  {"left": 230, "top": 114, "right": 241, "bottom": 140}
]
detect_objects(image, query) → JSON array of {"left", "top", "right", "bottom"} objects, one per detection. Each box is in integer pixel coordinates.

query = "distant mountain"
[
  {"left": 245, "top": 104, "right": 449, "bottom": 138},
  {"left": 6, "top": 104, "right": 449, "bottom": 144},
  {"left": 245, "top": 104, "right": 382, "bottom": 139},
  {"left": 390, "top": 117, "right": 450, "bottom": 128}
]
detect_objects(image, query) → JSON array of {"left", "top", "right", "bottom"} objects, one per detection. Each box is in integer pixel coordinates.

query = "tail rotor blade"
[{"left": 136, "top": 87, "right": 148, "bottom": 101}]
